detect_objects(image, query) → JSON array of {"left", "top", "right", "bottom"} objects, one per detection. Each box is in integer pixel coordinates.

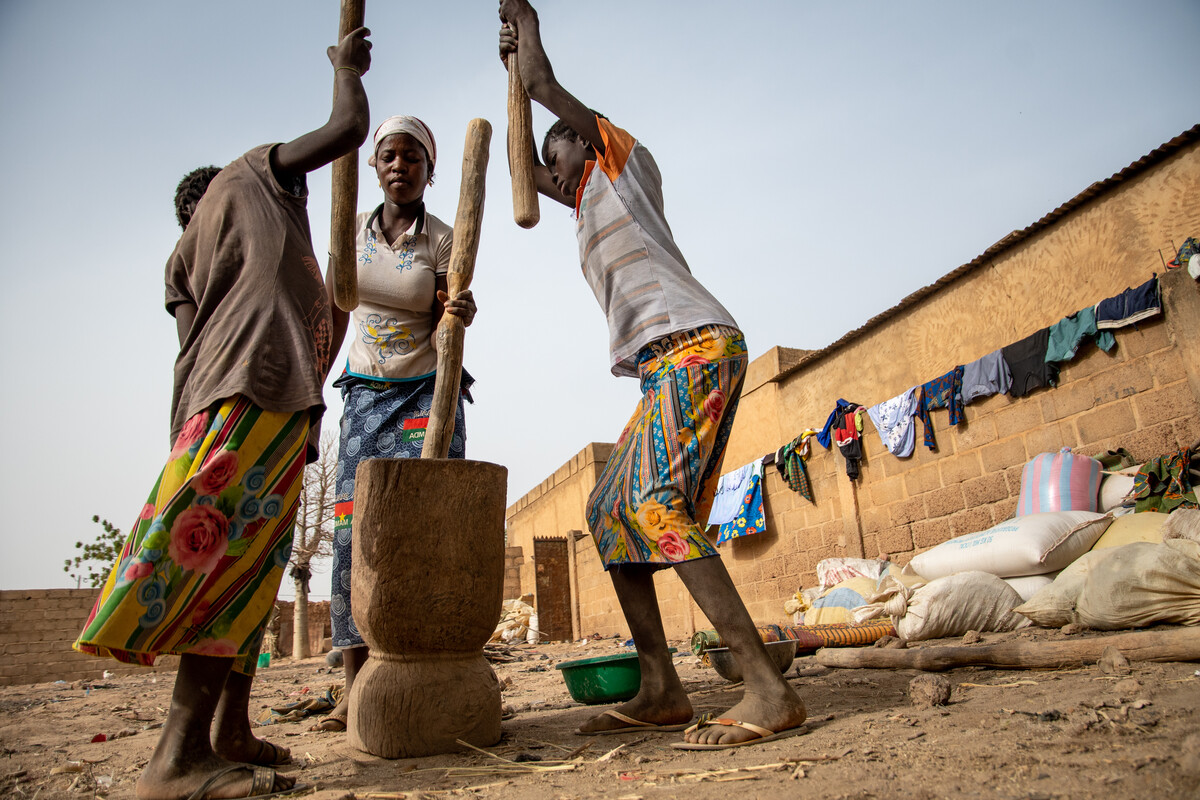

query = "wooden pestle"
[
  {"left": 421, "top": 118, "right": 492, "bottom": 459},
  {"left": 507, "top": 56, "right": 539, "bottom": 229},
  {"left": 330, "top": 0, "right": 365, "bottom": 311}
]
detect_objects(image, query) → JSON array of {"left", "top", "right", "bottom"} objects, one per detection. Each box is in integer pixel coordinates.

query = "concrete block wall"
[
  {"left": 0, "top": 589, "right": 177, "bottom": 687},
  {"left": 571, "top": 533, "right": 625, "bottom": 637},
  {"left": 503, "top": 546, "right": 524, "bottom": 601}
]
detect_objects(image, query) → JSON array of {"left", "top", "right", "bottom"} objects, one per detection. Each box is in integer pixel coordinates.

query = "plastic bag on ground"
[{"left": 491, "top": 598, "right": 535, "bottom": 644}]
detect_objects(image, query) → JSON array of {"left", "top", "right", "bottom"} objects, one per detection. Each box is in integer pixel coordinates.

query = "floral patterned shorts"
[{"left": 585, "top": 325, "right": 748, "bottom": 568}]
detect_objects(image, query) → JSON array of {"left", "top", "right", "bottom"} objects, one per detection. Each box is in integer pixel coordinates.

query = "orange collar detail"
[{"left": 575, "top": 159, "right": 597, "bottom": 216}]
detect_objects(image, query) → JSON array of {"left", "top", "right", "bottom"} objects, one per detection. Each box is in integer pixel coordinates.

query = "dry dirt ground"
[{"left": 2, "top": 629, "right": 1199, "bottom": 800}]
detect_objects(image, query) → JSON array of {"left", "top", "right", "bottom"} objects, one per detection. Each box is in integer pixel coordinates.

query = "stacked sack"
[
  {"left": 867, "top": 449, "right": 1110, "bottom": 640},
  {"left": 1015, "top": 508, "right": 1200, "bottom": 629}
]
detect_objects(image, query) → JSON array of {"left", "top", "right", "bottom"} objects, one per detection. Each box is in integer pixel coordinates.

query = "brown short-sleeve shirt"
[{"left": 165, "top": 145, "right": 332, "bottom": 443}]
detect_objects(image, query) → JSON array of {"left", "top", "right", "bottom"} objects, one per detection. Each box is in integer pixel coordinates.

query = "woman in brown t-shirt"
[{"left": 72, "top": 28, "right": 373, "bottom": 800}]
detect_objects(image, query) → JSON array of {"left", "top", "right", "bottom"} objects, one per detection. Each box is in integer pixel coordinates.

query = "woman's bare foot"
[
  {"left": 308, "top": 696, "right": 348, "bottom": 732},
  {"left": 576, "top": 690, "right": 693, "bottom": 733},
  {"left": 211, "top": 712, "right": 291, "bottom": 765},
  {"left": 680, "top": 685, "right": 807, "bottom": 747},
  {"left": 212, "top": 732, "right": 291, "bottom": 766}
]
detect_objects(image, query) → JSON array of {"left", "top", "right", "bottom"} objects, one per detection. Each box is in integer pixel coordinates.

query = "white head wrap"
[{"left": 368, "top": 115, "right": 437, "bottom": 176}]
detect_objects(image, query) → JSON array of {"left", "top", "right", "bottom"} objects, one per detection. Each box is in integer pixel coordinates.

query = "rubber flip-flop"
[
  {"left": 670, "top": 717, "right": 807, "bottom": 750},
  {"left": 575, "top": 709, "right": 692, "bottom": 736},
  {"left": 185, "top": 765, "right": 310, "bottom": 800}
]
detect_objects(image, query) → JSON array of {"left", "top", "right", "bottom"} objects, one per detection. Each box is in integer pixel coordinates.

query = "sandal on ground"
[
  {"left": 307, "top": 715, "right": 346, "bottom": 733},
  {"left": 670, "top": 717, "right": 807, "bottom": 750},
  {"left": 575, "top": 709, "right": 691, "bottom": 736},
  {"left": 185, "top": 765, "right": 308, "bottom": 800}
]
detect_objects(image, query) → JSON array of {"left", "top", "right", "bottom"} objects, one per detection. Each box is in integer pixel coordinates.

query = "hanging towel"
[
  {"left": 817, "top": 399, "right": 856, "bottom": 449},
  {"left": 916, "top": 366, "right": 965, "bottom": 451},
  {"left": 1045, "top": 306, "right": 1115, "bottom": 362},
  {"left": 1095, "top": 275, "right": 1161, "bottom": 329},
  {"left": 716, "top": 460, "right": 766, "bottom": 545},
  {"left": 776, "top": 431, "right": 816, "bottom": 502},
  {"left": 961, "top": 349, "right": 1012, "bottom": 405},
  {"left": 867, "top": 387, "right": 920, "bottom": 458},
  {"left": 707, "top": 460, "right": 758, "bottom": 527},
  {"left": 1002, "top": 328, "right": 1057, "bottom": 398}
]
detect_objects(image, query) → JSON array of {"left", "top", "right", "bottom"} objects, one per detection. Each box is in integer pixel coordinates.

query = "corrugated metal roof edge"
[{"left": 769, "top": 123, "right": 1200, "bottom": 386}]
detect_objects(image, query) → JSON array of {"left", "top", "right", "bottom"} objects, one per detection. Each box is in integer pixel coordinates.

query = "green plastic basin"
[{"left": 554, "top": 648, "right": 676, "bottom": 705}]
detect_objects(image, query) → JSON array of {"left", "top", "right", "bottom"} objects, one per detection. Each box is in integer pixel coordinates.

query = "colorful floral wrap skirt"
[
  {"left": 586, "top": 325, "right": 748, "bottom": 569},
  {"left": 330, "top": 373, "right": 469, "bottom": 649},
  {"left": 75, "top": 396, "right": 309, "bottom": 676}
]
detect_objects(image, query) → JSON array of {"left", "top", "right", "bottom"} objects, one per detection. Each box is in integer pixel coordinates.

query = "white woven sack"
[
  {"left": 1098, "top": 470, "right": 1137, "bottom": 512},
  {"left": 1002, "top": 573, "right": 1057, "bottom": 603},
  {"left": 895, "top": 571, "right": 1031, "bottom": 641},
  {"left": 910, "top": 510, "right": 1110, "bottom": 580}
]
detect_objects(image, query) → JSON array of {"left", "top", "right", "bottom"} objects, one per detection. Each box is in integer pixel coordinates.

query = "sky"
[{"left": 1, "top": 1, "right": 1197, "bottom": 598}]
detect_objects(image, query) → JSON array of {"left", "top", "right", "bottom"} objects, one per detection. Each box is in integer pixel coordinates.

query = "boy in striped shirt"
[{"left": 499, "top": 0, "right": 807, "bottom": 750}]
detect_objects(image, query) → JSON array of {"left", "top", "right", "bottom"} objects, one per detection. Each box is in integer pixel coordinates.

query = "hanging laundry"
[
  {"left": 1002, "top": 327, "right": 1058, "bottom": 398},
  {"left": 961, "top": 349, "right": 1012, "bottom": 405},
  {"left": 707, "top": 460, "right": 759, "bottom": 528},
  {"left": 716, "top": 460, "right": 766, "bottom": 545},
  {"left": 817, "top": 399, "right": 857, "bottom": 449},
  {"left": 1045, "top": 306, "right": 1115, "bottom": 363},
  {"left": 915, "top": 366, "right": 964, "bottom": 451},
  {"left": 867, "top": 387, "right": 920, "bottom": 458},
  {"left": 1168, "top": 237, "right": 1199, "bottom": 269},
  {"left": 833, "top": 403, "right": 866, "bottom": 479},
  {"left": 1095, "top": 274, "right": 1161, "bottom": 330},
  {"left": 775, "top": 430, "right": 816, "bottom": 502},
  {"left": 1132, "top": 446, "right": 1197, "bottom": 513}
]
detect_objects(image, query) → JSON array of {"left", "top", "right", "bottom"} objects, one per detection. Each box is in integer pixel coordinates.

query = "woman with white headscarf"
[{"left": 313, "top": 115, "right": 477, "bottom": 732}]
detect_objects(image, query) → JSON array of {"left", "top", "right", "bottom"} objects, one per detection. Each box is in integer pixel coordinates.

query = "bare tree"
[{"left": 289, "top": 431, "right": 339, "bottom": 658}]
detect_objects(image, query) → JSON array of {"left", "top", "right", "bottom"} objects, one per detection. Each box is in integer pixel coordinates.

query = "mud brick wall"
[
  {"left": 273, "top": 600, "right": 331, "bottom": 657},
  {"left": 0, "top": 589, "right": 177, "bottom": 687}
]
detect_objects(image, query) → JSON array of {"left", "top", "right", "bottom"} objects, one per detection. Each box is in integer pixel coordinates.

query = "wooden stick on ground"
[
  {"left": 507, "top": 57, "right": 539, "bottom": 229},
  {"left": 815, "top": 626, "right": 1200, "bottom": 671},
  {"left": 330, "top": 0, "right": 366, "bottom": 311},
  {"left": 421, "top": 118, "right": 492, "bottom": 459}
]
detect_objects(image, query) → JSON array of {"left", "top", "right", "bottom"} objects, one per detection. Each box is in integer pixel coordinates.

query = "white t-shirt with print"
[{"left": 345, "top": 205, "right": 453, "bottom": 381}]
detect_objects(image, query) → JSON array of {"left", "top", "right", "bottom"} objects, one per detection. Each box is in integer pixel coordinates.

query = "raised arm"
[
  {"left": 498, "top": 1, "right": 602, "bottom": 160},
  {"left": 272, "top": 27, "right": 373, "bottom": 180}
]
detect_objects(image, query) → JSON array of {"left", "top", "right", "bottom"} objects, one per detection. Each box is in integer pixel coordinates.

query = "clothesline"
[{"left": 716, "top": 271, "right": 1169, "bottom": 535}]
